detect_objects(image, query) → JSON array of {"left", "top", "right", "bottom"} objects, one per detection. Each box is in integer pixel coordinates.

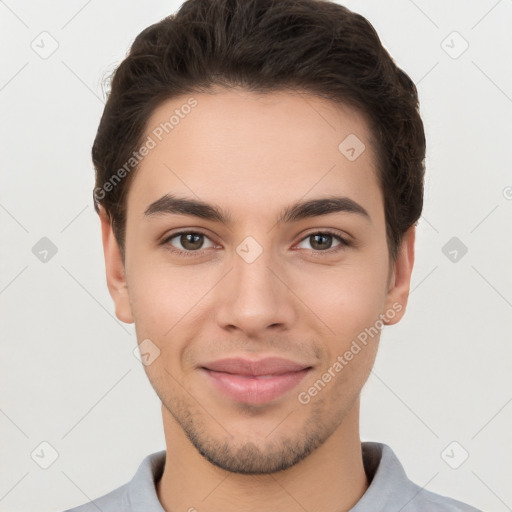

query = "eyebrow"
[{"left": 144, "top": 193, "right": 371, "bottom": 225}]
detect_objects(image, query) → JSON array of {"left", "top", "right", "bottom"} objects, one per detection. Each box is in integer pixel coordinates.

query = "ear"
[
  {"left": 98, "top": 207, "right": 134, "bottom": 324},
  {"left": 382, "top": 225, "right": 416, "bottom": 325}
]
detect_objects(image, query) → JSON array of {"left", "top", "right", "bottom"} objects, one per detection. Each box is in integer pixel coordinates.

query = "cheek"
[
  {"left": 300, "top": 262, "right": 388, "bottom": 340},
  {"left": 127, "top": 252, "right": 198, "bottom": 320},
  {"left": 126, "top": 257, "right": 219, "bottom": 366}
]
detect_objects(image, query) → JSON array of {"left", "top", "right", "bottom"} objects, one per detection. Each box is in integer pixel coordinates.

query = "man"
[{"left": 64, "top": 0, "right": 482, "bottom": 510}]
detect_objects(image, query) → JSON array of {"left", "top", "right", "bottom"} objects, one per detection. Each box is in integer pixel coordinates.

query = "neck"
[{"left": 156, "top": 399, "right": 369, "bottom": 512}]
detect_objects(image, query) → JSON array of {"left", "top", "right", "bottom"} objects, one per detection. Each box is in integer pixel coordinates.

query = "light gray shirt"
[{"left": 62, "top": 441, "right": 482, "bottom": 511}]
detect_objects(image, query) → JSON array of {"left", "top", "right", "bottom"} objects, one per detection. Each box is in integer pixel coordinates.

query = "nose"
[{"left": 214, "top": 243, "right": 296, "bottom": 337}]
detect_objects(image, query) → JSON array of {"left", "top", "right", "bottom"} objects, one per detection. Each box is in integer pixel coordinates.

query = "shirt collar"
[
  {"left": 126, "top": 449, "right": 166, "bottom": 511},
  {"left": 351, "top": 441, "right": 418, "bottom": 511},
  {"left": 125, "top": 442, "right": 421, "bottom": 511}
]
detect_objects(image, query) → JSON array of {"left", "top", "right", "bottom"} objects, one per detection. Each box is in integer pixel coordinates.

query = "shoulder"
[
  {"left": 402, "top": 485, "right": 483, "bottom": 512},
  {"left": 59, "top": 450, "right": 166, "bottom": 512},
  {"left": 354, "top": 442, "right": 483, "bottom": 512},
  {"left": 60, "top": 482, "right": 129, "bottom": 512}
]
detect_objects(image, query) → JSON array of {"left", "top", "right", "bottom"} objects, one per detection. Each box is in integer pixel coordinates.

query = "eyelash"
[{"left": 161, "top": 229, "right": 352, "bottom": 258}]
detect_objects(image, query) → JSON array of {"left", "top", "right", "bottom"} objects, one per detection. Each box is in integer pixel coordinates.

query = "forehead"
[{"left": 126, "top": 88, "right": 384, "bottom": 224}]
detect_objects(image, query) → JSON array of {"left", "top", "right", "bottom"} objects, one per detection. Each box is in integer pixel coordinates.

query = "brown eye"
[
  {"left": 310, "top": 233, "right": 335, "bottom": 250},
  {"left": 164, "top": 231, "right": 215, "bottom": 254},
  {"left": 178, "top": 233, "right": 204, "bottom": 250},
  {"left": 296, "top": 231, "right": 349, "bottom": 253}
]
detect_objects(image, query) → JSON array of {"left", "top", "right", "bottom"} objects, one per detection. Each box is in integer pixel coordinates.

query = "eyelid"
[
  {"left": 161, "top": 228, "right": 352, "bottom": 257},
  {"left": 299, "top": 227, "right": 351, "bottom": 243},
  {"left": 294, "top": 228, "right": 352, "bottom": 251},
  {"left": 161, "top": 229, "right": 218, "bottom": 253}
]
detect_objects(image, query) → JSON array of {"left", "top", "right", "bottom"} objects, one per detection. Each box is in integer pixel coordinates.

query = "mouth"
[{"left": 199, "top": 357, "right": 313, "bottom": 405}]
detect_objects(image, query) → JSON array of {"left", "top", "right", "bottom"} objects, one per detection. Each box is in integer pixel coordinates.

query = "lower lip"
[{"left": 201, "top": 368, "right": 311, "bottom": 405}]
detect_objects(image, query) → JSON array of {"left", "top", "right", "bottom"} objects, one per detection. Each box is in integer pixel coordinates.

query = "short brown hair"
[{"left": 92, "top": 0, "right": 426, "bottom": 263}]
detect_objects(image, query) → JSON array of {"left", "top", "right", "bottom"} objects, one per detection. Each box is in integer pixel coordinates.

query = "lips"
[
  {"left": 200, "top": 357, "right": 312, "bottom": 404},
  {"left": 201, "top": 357, "right": 310, "bottom": 376}
]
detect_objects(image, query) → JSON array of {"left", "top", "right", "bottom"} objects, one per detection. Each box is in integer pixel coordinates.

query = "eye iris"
[
  {"left": 310, "top": 233, "right": 333, "bottom": 250},
  {"left": 181, "top": 233, "right": 203, "bottom": 250}
]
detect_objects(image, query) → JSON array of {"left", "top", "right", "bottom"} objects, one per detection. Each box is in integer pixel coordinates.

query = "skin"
[{"left": 99, "top": 88, "right": 415, "bottom": 512}]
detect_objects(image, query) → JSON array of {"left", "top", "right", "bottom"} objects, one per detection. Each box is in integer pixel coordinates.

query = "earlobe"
[
  {"left": 99, "top": 207, "right": 134, "bottom": 324},
  {"left": 383, "top": 225, "right": 416, "bottom": 326}
]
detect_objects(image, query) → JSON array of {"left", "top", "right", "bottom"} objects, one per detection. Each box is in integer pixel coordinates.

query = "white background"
[{"left": 1, "top": 1, "right": 511, "bottom": 511}]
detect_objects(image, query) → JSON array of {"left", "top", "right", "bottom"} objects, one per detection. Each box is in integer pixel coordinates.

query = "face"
[{"left": 101, "top": 88, "right": 414, "bottom": 475}]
